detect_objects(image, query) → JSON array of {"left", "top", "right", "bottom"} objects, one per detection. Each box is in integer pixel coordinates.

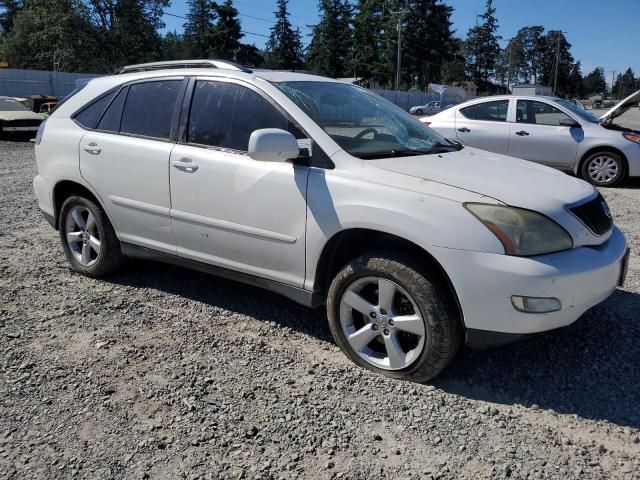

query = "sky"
[{"left": 162, "top": 0, "right": 639, "bottom": 87}]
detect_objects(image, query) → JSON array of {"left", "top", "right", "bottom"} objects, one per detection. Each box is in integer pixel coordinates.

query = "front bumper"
[
  {"left": 622, "top": 140, "right": 640, "bottom": 177},
  {"left": 431, "top": 227, "right": 628, "bottom": 340}
]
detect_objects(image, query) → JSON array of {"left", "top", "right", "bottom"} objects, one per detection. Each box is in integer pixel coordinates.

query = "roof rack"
[{"left": 117, "top": 59, "right": 253, "bottom": 75}]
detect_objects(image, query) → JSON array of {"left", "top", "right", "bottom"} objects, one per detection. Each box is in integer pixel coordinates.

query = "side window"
[
  {"left": 229, "top": 84, "right": 295, "bottom": 150},
  {"left": 474, "top": 100, "right": 509, "bottom": 122},
  {"left": 96, "top": 87, "right": 128, "bottom": 132},
  {"left": 517, "top": 100, "right": 566, "bottom": 126},
  {"left": 188, "top": 81, "right": 236, "bottom": 147},
  {"left": 120, "top": 80, "right": 182, "bottom": 140},
  {"left": 459, "top": 104, "right": 477, "bottom": 120},
  {"left": 188, "top": 80, "right": 301, "bottom": 151},
  {"left": 74, "top": 91, "right": 114, "bottom": 129}
]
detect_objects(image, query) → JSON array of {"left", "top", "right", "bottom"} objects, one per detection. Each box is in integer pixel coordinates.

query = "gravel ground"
[
  {"left": 590, "top": 108, "right": 640, "bottom": 131},
  {"left": 1, "top": 140, "right": 639, "bottom": 480}
]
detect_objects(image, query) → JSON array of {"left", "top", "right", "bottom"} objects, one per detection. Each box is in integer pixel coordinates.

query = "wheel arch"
[
  {"left": 313, "top": 228, "right": 464, "bottom": 326},
  {"left": 51, "top": 180, "right": 108, "bottom": 230},
  {"left": 576, "top": 145, "right": 629, "bottom": 178}
]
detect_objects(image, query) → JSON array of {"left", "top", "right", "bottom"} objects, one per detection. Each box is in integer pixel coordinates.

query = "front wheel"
[
  {"left": 415, "top": 109, "right": 423, "bottom": 115},
  {"left": 580, "top": 151, "right": 626, "bottom": 187},
  {"left": 59, "top": 196, "right": 124, "bottom": 277},
  {"left": 326, "top": 253, "right": 461, "bottom": 382}
]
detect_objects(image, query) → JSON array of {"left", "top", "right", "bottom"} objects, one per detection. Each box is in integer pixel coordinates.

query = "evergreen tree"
[
  {"left": 210, "top": 0, "right": 243, "bottom": 60},
  {"left": 161, "top": 31, "right": 189, "bottom": 60},
  {"left": 403, "top": 0, "right": 456, "bottom": 89},
  {"left": 582, "top": 66, "right": 608, "bottom": 95},
  {"left": 265, "top": 0, "right": 304, "bottom": 70},
  {"left": 613, "top": 68, "right": 637, "bottom": 99},
  {"left": 538, "top": 30, "right": 574, "bottom": 95},
  {"left": 464, "top": 0, "right": 501, "bottom": 91},
  {"left": 306, "top": 0, "right": 353, "bottom": 78},
  {"left": 517, "top": 26, "right": 545, "bottom": 83},
  {"left": 566, "top": 61, "right": 584, "bottom": 98},
  {"left": 0, "top": 0, "right": 22, "bottom": 38},
  {"left": 85, "top": 0, "right": 169, "bottom": 71},
  {"left": 183, "top": 0, "right": 217, "bottom": 59},
  {"left": 352, "top": 0, "right": 388, "bottom": 86},
  {"left": 235, "top": 43, "right": 264, "bottom": 67},
  {"left": 1, "top": 0, "right": 98, "bottom": 71}
]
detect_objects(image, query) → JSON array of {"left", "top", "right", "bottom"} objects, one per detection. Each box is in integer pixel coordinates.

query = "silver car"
[
  {"left": 410, "top": 101, "right": 440, "bottom": 116},
  {"left": 422, "top": 91, "right": 640, "bottom": 186}
]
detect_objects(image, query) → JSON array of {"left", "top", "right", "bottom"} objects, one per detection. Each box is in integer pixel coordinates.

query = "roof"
[{"left": 114, "top": 59, "right": 339, "bottom": 84}]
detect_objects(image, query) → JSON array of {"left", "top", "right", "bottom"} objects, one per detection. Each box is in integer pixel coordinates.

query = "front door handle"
[
  {"left": 172, "top": 158, "right": 199, "bottom": 173},
  {"left": 515, "top": 130, "right": 530, "bottom": 136},
  {"left": 457, "top": 127, "right": 470, "bottom": 133},
  {"left": 83, "top": 142, "right": 101, "bottom": 155}
]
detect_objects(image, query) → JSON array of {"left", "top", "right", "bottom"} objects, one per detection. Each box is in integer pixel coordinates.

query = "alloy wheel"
[
  {"left": 65, "top": 206, "right": 101, "bottom": 266},
  {"left": 339, "top": 276, "right": 426, "bottom": 371}
]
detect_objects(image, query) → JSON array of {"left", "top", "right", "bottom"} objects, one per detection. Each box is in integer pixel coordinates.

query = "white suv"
[{"left": 33, "top": 60, "right": 630, "bottom": 382}]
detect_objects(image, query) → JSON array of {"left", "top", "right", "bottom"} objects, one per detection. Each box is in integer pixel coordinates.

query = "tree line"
[{"left": 0, "top": 0, "right": 637, "bottom": 98}]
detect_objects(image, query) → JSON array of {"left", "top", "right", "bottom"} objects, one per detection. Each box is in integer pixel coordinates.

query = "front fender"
[{"left": 303, "top": 168, "right": 503, "bottom": 290}]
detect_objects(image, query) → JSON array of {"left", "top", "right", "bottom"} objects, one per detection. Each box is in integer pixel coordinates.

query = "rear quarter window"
[
  {"left": 96, "top": 87, "right": 128, "bottom": 132},
  {"left": 73, "top": 92, "right": 115, "bottom": 129}
]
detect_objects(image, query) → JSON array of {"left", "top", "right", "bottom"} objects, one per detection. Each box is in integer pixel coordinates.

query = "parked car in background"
[
  {"left": 410, "top": 100, "right": 440, "bottom": 116},
  {"left": 33, "top": 60, "right": 629, "bottom": 382},
  {"left": 592, "top": 99, "right": 603, "bottom": 109},
  {"left": 38, "top": 102, "right": 59, "bottom": 118},
  {"left": 569, "top": 98, "right": 586, "bottom": 110},
  {"left": 0, "top": 96, "right": 44, "bottom": 138},
  {"left": 421, "top": 91, "right": 640, "bottom": 186}
]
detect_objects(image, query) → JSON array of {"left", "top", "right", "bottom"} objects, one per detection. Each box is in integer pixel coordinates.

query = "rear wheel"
[
  {"left": 580, "top": 151, "right": 626, "bottom": 187},
  {"left": 327, "top": 252, "right": 461, "bottom": 382},
  {"left": 415, "top": 109, "right": 423, "bottom": 115},
  {"left": 59, "top": 196, "right": 124, "bottom": 277}
]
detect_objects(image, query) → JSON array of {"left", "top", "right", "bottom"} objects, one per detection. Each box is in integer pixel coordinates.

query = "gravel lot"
[
  {"left": 590, "top": 108, "right": 640, "bottom": 131},
  {"left": 1, "top": 140, "right": 639, "bottom": 480}
]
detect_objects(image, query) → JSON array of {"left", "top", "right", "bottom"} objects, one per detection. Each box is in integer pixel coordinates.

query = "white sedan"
[{"left": 421, "top": 91, "right": 640, "bottom": 186}]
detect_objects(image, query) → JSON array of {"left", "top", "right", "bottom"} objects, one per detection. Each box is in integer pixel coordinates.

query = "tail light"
[{"left": 421, "top": 121, "right": 431, "bottom": 126}]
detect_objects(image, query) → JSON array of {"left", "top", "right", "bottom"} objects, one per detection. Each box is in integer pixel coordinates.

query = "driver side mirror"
[
  {"left": 248, "top": 128, "right": 300, "bottom": 163},
  {"left": 559, "top": 117, "right": 581, "bottom": 128}
]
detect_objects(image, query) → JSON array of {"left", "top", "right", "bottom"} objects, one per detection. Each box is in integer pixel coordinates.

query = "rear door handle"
[
  {"left": 82, "top": 142, "right": 101, "bottom": 155},
  {"left": 457, "top": 127, "right": 470, "bottom": 133},
  {"left": 515, "top": 130, "right": 530, "bottom": 136},
  {"left": 172, "top": 158, "right": 199, "bottom": 173}
]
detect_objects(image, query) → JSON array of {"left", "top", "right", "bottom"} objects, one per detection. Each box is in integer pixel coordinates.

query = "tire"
[
  {"left": 326, "top": 252, "right": 461, "bottom": 383},
  {"left": 415, "top": 109, "right": 423, "bottom": 115},
  {"left": 580, "top": 151, "right": 626, "bottom": 187},
  {"left": 59, "top": 195, "right": 124, "bottom": 277}
]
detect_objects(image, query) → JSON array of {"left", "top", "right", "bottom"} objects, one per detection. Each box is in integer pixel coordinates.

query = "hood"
[
  {"left": 370, "top": 147, "right": 594, "bottom": 212},
  {"left": 599, "top": 90, "right": 640, "bottom": 124},
  {"left": 0, "top": 110, "right": 43, "bottom": 121}
]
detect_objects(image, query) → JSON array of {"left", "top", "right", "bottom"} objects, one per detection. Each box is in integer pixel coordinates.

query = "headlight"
[
  {"left": 464, "top": 203, "right": 573, "bottom": 256},
  {"left": 622, "top": 132, "right": 640, "bottom": 144}
]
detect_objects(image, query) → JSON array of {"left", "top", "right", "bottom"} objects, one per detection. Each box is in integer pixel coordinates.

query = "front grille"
[
  {"left": 4, "top": 119, "right": 42, "bottom": 127},
  {"left": 569, "top": 193, "right": 613, "bottom": 235}
]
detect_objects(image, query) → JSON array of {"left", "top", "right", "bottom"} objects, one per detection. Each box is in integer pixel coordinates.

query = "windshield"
[
  {"left": 0, "top": 98, "right": 29, "bottom": 112},
  {"left": 275, "top": 81, "right": 449, "bottom": 159},
  {"left": 555, "top": 99, "right": 599, "bottom": 123}
]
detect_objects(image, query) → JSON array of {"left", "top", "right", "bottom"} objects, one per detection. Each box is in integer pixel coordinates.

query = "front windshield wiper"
[
  {"left": 357, "top": 149, "right": 429, "bottom": 160},
  {"left": 419, "top": 142, "right": 463, "bottom": 154},
  {"left": 357, "top": 143, "right": 462, "bottom": 159}
]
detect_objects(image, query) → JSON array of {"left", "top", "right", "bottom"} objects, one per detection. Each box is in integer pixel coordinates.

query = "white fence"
[{"left": 0, "top": 69, "right": 101, "bottom": 98}]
